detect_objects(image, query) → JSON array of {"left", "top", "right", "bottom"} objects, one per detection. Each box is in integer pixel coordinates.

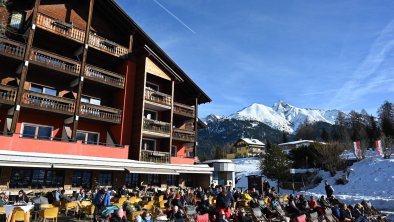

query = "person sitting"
[
  {"left": 118, "top": 185, "right": 128, "bottom": 197},
  {"left": 141, "top": 211, "right": 153, "bottom": 222},
  {"left": 318, "top": 195, "right": 332, "bottom": 208},
  {"left": 16, "top": 190, "right": 29, "bottom": 203},
  {"left": 171, "top": 194, "right": 184, "bottom": 209},
  {"left": 216, "top": 209, "right": 229, "bottom": 222},
  {"left": 197, "top": 194, "right": 212, "bottom": 215},
  {"left": 353, "top": 203, "right": 368, "bottom": 222},
  {"left": 0, "top": 192, "right": 7, "bottom": 207},
  {"left": 110, "top": 208, "right": 128, "bottom": 222},
  {"left": 167, "top": 205, "right": 185, "bottom": 222},
  {"left": 236, "top": 208, "right": 253, "bottom": 222},
  {"left": 339, "top": 204, "right": 352, "bottom": 222},
  {"left": 308, "top": 196, "right": 318, "bottom": 210},
  {"left": 250, "top": 187, "right": 260, "bottom": 199},
  {"left": 75, "top": 188, "right": 86, "bottom": 202}
]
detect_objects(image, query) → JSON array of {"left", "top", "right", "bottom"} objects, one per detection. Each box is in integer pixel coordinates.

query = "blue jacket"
[
  {"left": 216, "top": 192, "right": 234, "bottom": 209},
  {"left": 94, "top": 190, "right": 111, "bottom": 207}
]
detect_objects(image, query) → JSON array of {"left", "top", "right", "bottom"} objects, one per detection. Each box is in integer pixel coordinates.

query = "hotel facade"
[{"left": 0, "top": 0, "right": 212, "bottom": 192}]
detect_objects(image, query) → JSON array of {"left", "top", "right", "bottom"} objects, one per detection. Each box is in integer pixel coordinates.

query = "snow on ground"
[{"left": 232, "top": 152, "right": 394, "bottom": 212}]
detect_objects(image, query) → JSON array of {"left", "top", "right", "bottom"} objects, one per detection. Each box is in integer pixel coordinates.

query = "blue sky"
[{"left": 116, "top": 0, "right": 394, "bottom": 117}]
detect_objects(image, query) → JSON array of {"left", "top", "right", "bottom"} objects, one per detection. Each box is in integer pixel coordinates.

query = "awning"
[
  {"left": 0, "top": 160, "right": 51, "bottom": 168},
  {"left": 52, "top": 164, "right": 125, "bottom": 171},
  {"left": 176, "top": 170, "right": 212, "bottom": 175},
  {"left": 125, "top": 167, "right": 179, "bottom": 175}
]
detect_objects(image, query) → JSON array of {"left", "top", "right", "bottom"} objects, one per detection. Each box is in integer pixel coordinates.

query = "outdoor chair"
[
  {"left": 159, "top": 200, "right": 168, "bottom": 209},
  {"left": 39, "top": 207, "right": 59, "bottom": 222},
  {"left": 79, "top": 204, "right": 95, "bottom": 222},
  {"left": 128, "top": 210, "right": 144, "bottom": 222},
  {"left": 252, "top": 207, "right": 268, "bottom": 222},
  {"left": 309, "top": 212, "right": 319, "bottom": 222}
]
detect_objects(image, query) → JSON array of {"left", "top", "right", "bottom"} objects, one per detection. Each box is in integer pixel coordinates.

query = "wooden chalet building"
[{"left": 0, "top": 0, "right": 212, "bottom": 192}]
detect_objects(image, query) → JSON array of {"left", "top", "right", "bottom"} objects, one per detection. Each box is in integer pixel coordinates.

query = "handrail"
[
  {"left": 21, "top": 90, "right": 76, "bottom": 113},
  {"left": 145, "top": 88, "right": 172, "bottom": 106},
  {"left": 173, "top": 102, "right": 195, "bottom": 117},
  {"left": 0, "top": 84, "right": 17, "bottom": 103},
  {"left": 143, "top": 118, "right": 171, "bottom": 134},
  {"left": 30, "top": 48, "right": 81, "bottom": 75},
  {"left": 84, "top": 65, "right": 125, "bottom": 88},
  {"left": 173, "top": 128, "right": 195, "bottom": 134},
  {"left": 80, "top": 102, "right": 122, "bottom": 124},
  {"left": 140, "top": 150, "right": 170, "bottom": 164},
  {"left": 88, "top": 31, "right": 128, "bottom": 57},
  {"left": 172, "top": 128, "right": 195, "bottom": 142},
  {"left": 36, "top": 13, "right": 85, "bottom": 43},
  {"left": 0, "top": 37, "right": 26, "bottom": 58}
]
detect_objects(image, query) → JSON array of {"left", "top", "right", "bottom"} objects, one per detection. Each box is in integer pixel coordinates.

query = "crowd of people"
[{"left": 0, "top": 180, "right": 390, "bottom": 222}]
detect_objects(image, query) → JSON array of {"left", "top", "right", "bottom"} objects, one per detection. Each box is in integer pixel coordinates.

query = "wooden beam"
[
  {"left": 194, "top": 96, "right": 199, "bottom": 160},
  {"left": 71, "top": 0, "right": 95, "bottom": 140},
  {"left": 10, "top": 0, "right": 40, "bottom": 133}
]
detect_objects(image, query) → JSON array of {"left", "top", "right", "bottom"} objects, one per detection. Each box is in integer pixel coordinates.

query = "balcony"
[
  {"left": 29, "top": 48, "right": 80, "bottom": 76},
  {"left": 0, "top": 134, "right": 129, "bottom": 159},
  {"left": 140, "top": 150, "right": 170, "bottom": 164},
  {"left": 145, "top": 88, "right": 172, "bottom": 109},
  {"left": 174, "top": 102, "right": 195, "bottom": 118},
  {"left": 36, "top": 13, "right": 85, "bottom": 43},
  {"left": 142, "top": 118, "right": 171, "bottom": 136},
  {"left": 80, "top": 103, "right": 122, "bottom": 124},
  {"left": 172, "top": 128, "right": 195, "bottom": 142},
  {"left": 89, "top": 32, "right": 128, "bottom": 57},
  {"left": 84, "top": 65, "right": 125, "bottom": 88},
  {"left": 0, "top": 37, "right": 26, "bottom": 60},
  {"left": 0, "top": 84, "right": 17, "bottom": 105},
  {"left": 21, "top": 90, "right": 75, "bottom": 114}
]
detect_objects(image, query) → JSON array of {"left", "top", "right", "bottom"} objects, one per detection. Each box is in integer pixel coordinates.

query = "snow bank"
[{"left": 232, "top": 153, "right": 394, "bottom": 211}]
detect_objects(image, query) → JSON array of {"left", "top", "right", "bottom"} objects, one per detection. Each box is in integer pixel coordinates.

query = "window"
[
  {"left": 142, "top": 139, "right": 156, "bottom": 151},
  {"left": 98, "top": 173, "right": 112, "bottom": 187},
  {"left": 147, "top": 174, "right": 160, "bottom": 186},
  {"left": 10, "top": 11, "right": 24, "bottom": 30},
  {"left": 10, "top": 169, "right": 64, "bottom": 189},
  {"left": 71, "top": 171, "right": 92, "bottom": 188},
  {"left": 144, "top": 110, "right": 157, "bottom": 120},
  {"left": 171, "top": 145, "right": 177, "bottom": 157},
  {"left": 146, "top": 82, "right": 159, "bottom": 91},
  {"left": 125, "top": 173, "right": 139, "bottom": 188},
  {"left": 81, "top": 96, "right": 101, "bottom": 106},
  {"left": 167, "top": 175, "right": 178, "bottom": 186},
  {"left": 30, "top": 84, "right": 57, "bottom": 96},
  {"left": 184, "top": 174, "right": 193, "bottom": 187},
  {"left": 9, "top": 169, "right": 31, "bottom": 188},
  {"left": 76, "top": 130, "right": 99, "bottom": 145},
  {"left": 21, "top": 123, "right": 53, "bottom": 140},
  {"left": 44, "top": 170, "right": 64, "bottom": 188}
]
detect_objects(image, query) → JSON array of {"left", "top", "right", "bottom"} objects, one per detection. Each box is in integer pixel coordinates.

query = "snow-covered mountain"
[{"left": 206, "top": 101, "right": 342, "bottom": 133}]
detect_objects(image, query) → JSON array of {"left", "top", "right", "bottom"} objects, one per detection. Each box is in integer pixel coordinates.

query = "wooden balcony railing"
[
  {"left": 143, "top": 118, "right": 171, "bottom": 135},
  {"left": 80, "top": 103, "right": 122, "bottom": 124},
  {"left": 145, "top": 88, "right": 172, "bottom": 107},
  {"left": 174, "top": 102, "right": 195, "bottom": 118},
  {"left": 84, "top": 65, "right": 125, "bottom": 88},
  {"left": 89, "top": 32, "right": 128, "bottom": 57},
  {"left": 36, "top": 13, "right": 85, "bottom": 43},
  {"left": 21, "top": 90, "right": 75, "bottom": 114},
  {"left": 140, "top": 150, "right": 170, "bottom": 164},
  {"left": 0, "top": 37, "right": 26, "bottom": 58},
  {"left": 30, "top": 48, "right": 81, "bottom": 75},
  {"left": 0, "top": 84, "right": 17, "bottom": 104},
  {"left": 172, "top": 128, "right": 195, "bottom": 142}
]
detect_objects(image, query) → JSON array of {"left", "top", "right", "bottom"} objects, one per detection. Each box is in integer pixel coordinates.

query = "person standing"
[
  {"left": 216, "top": 188, "right": 234, "bottom": 219},
  {"left": 94, "top": 186, "right": 110, "bottom": 221},
  {"left": 324, "top": 180, "right": 334, "bottom": 198}
]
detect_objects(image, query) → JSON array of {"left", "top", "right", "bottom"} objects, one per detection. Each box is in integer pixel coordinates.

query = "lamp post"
[{"left": 290, "top": 168, "right": 295, "bottom": 194}]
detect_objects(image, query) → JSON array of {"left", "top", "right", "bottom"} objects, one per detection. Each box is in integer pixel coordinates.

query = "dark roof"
[{"left": 102, "top": 0, "right": 211, "bottom": 104}]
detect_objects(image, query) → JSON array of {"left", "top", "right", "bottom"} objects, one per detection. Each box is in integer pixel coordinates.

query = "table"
[{"left": 4, "top": 204, "right": 34, "bottom": 218}]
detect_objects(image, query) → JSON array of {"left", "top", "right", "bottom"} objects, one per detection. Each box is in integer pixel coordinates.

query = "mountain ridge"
[{"left": 203, "top": 101, "right": 342, "bottom": 133}]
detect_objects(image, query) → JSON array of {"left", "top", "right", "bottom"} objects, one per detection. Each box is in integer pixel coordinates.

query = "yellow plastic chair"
[
  {"left": 10, "top": 209, "right": 29, "bottom": 222},
  {"left": 129, "top": 196, "right": 137, "bottom": 204},
  {"left": 0, "top": 207, "right": 4, "bottom": 213},
  {"left": 40, "top": 204, "right": 54, "bottom": 209},
  {"left": 80, "top": 205, "right": 95, "bottom": 222},
  {"left": 143, "top": 204, "right": 154, "bottom": 211},
  {"left": 158, "top": 195, "right": 164, "bottom": 202},
  {"left": 159, "top": 200, "right": 168, "bottom": 209},
  {"left": 147, "top": 200, "right": 155, "bottom": 206},
  {"left": 128, "top": 211, "right": 144, "bottom": 222},
  {"left": 117, "top": 197, "right": 127, "bottom": 205},
  {"left": 39, "top": 207, "right": 59, "bottom": 222},
  {"left": 64, "top": 201, "right": 78, "bottom": 215}
]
